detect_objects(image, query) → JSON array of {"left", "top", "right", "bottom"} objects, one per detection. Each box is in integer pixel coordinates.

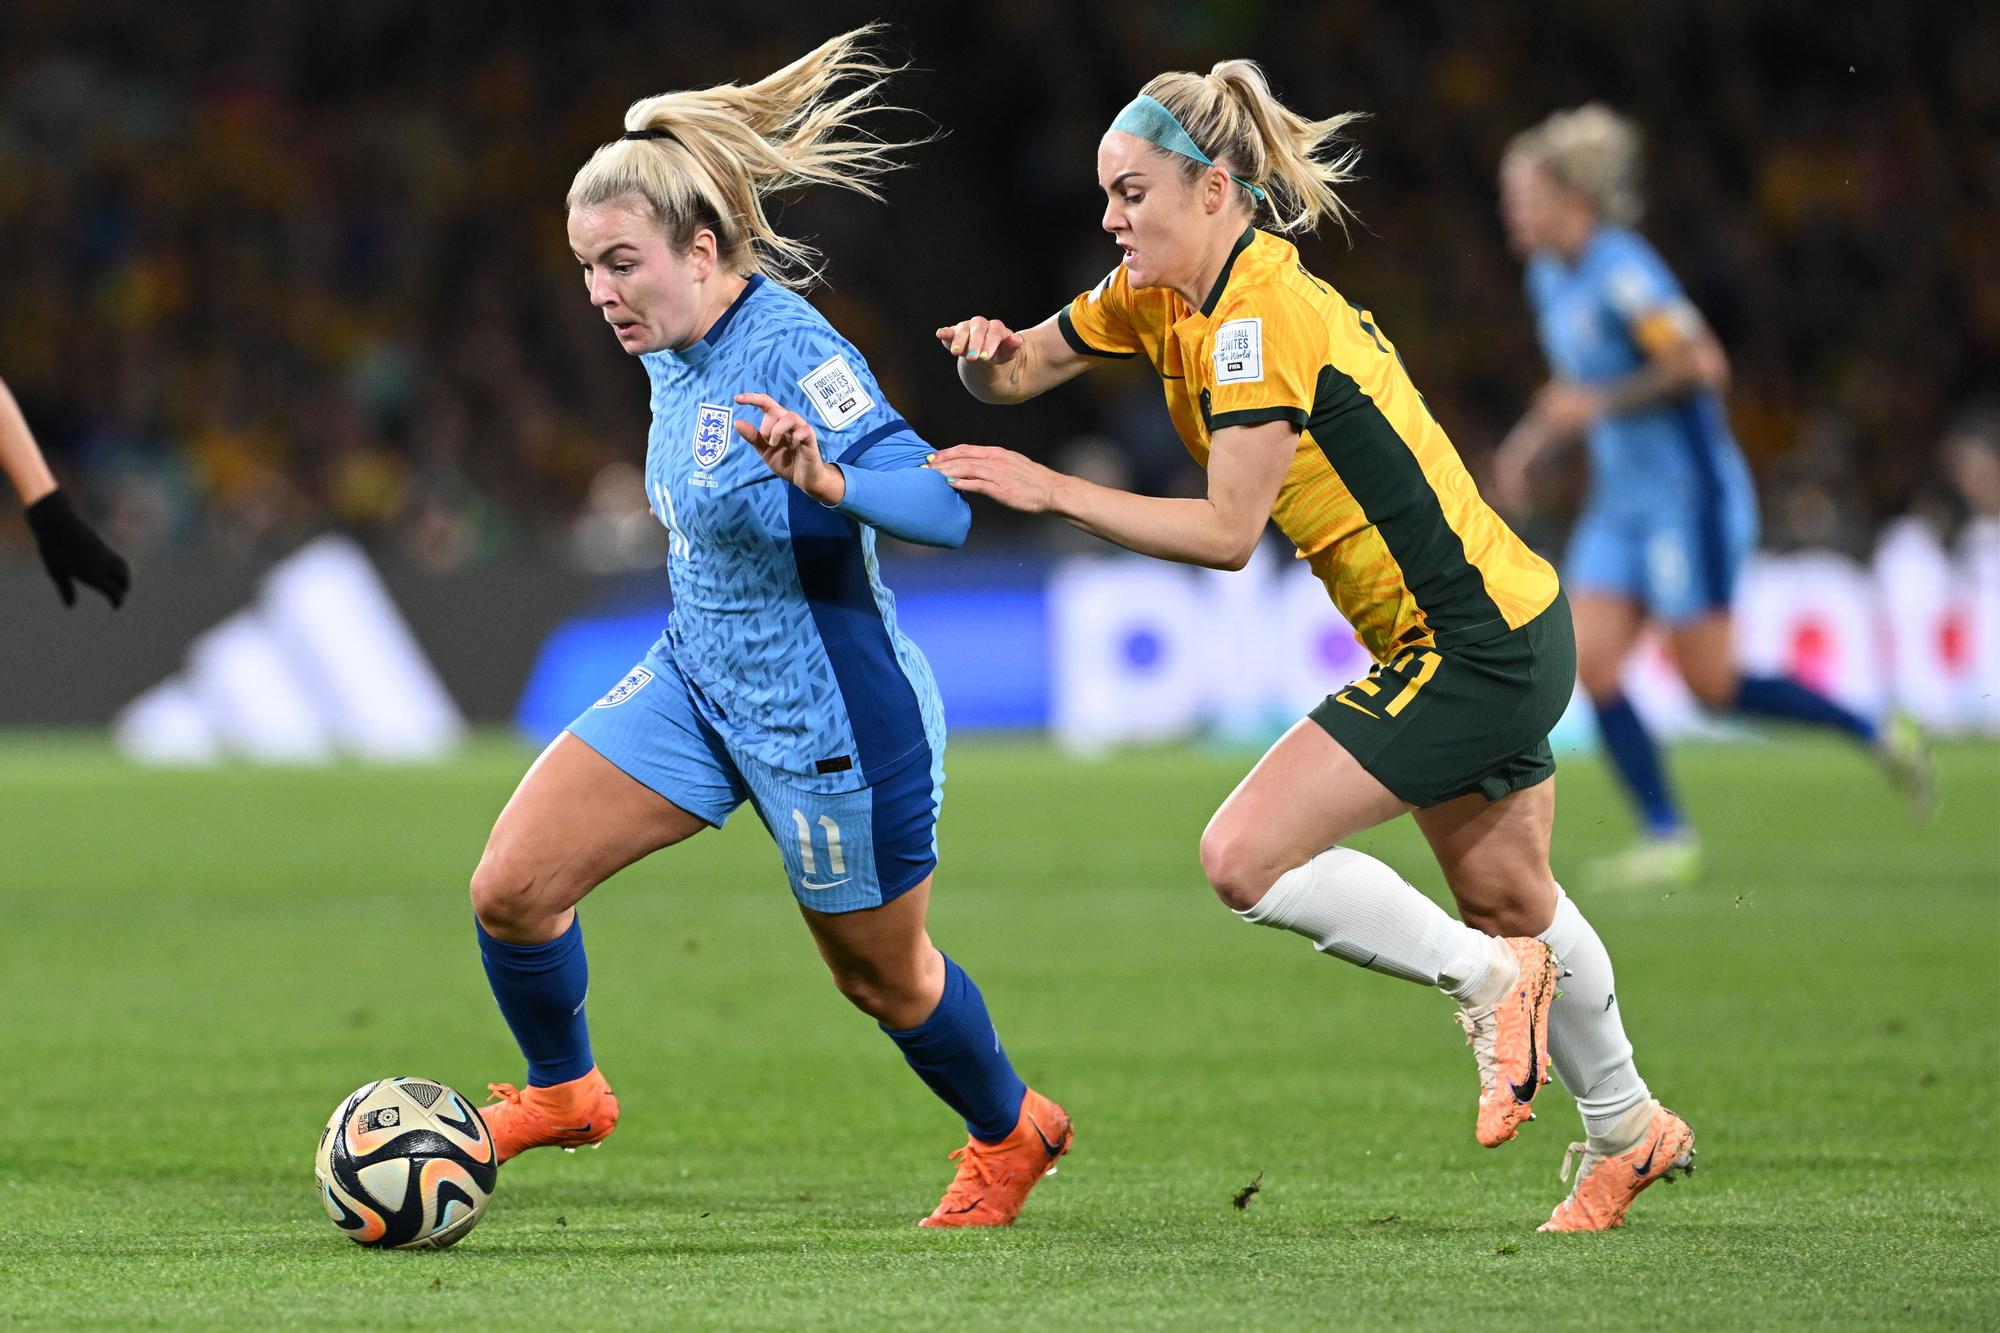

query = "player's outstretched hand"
[
  {"left": 1531, "top": 379, "right": 1605, "bottom": 437},
  {"left": 733, "top": 393, "right": 844, "bottom": 505},
  {"left": 24, "top": 488, "right": 130, "bottom": 608},
  {"left": 935, "top": 317, "right": 1023, "bottom": 364},
  {"left": 1486, "top": 427, "right": 1542, "bottom": 514},
  {"left": 928, "top": 445, "right": 1062, "bottom": 513}
]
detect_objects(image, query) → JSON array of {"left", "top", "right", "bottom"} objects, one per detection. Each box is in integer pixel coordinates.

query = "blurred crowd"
[{"left": 1, "top": 0, "right": 1992, "bottom": 573}]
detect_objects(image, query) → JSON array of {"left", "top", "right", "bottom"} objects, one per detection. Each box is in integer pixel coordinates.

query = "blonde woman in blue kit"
[
  {"left": 1493, "top": 105, "right": 1934, "bottom": 887},
  {"left": 468, "top": 27, "right": 1070, "bottom": 1231},
  {"left": 933, "top": 61, "right": 1695, "bottom": 1232}
]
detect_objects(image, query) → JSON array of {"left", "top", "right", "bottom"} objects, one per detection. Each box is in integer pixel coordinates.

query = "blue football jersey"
[
  {"left": 1525, "top": 226, "right": 1752, "bottom": 515},
  {"left": 637, "top": 276, "right": 948, "bottom": 791}
]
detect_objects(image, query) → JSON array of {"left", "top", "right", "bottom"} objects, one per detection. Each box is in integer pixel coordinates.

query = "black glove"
[{"left": 24, "top": 488, "right": 130, "bottom": 608}]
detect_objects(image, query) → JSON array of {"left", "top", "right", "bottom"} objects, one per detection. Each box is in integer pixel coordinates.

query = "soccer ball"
[{"left": 315, "top": 1077, "right": 498, "bottom": 1249}]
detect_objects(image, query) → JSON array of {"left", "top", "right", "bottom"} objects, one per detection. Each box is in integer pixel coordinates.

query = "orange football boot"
[
  {"left": 1453, "top": 937, "right": 1558, "bottom": 1147},
  {"left": 481, "top": 1066, "right": 620, "bottom": 1164},
  {"left": 1539, "top": 1101, "right": 1696, "bottom": 1232},
  {"left": 918, "top": 1087, "right": 1072, "bottom": 1228}
]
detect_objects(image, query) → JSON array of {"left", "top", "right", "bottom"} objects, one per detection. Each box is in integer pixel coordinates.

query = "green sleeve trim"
[
  {"left": 1057, "top": 307, "right": 1138, "bottom": 360},
  {"left": 1207, "top": 406, "right": 1308, "bottom": 432}
]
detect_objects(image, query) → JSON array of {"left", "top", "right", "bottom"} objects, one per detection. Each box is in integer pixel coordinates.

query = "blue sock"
[
  {"left": 476, "top": 915, "right": 595, "bottom": 1088},
  {"left": 1733, "top": 674, "right": 1876, "bottom": 743},
  {"left": 1593, "top": 693, "right": 1685, "bottom": 837},
  {"left": 882, "top": 955, "right": 1028, "bottom": 1143}
]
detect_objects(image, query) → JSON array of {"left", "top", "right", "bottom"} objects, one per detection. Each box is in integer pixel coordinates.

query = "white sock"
[
  {"left": 1238, "top": 847, "right": 1498, "bottom": 999},
  {"left": 1537, "top": 885, "right": 1652, "bottom": 1139}
]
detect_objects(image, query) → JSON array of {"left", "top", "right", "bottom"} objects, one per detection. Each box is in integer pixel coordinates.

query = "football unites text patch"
[
  {"left": 1213, "top": 318, "right": 1263, "bottom": 384},
  {"left": 692, "top": 403, "right": 732, "bottom": 469},
  {"left": 593, "top": 666, "right": 655, "bottom": 709},
  {"left": 797, "top": 354, "right": 874, "bottom": 431}
]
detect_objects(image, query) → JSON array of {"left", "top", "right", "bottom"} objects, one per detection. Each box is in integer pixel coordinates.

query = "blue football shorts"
[
  {"left": 564, "top": 636, "right": 942, "bottom": 915},
  {"left": 1564, "top": 488, "right": 1758, "bottom": 624}
]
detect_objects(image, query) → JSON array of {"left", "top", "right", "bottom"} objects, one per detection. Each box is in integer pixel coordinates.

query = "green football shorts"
[{"left": 1308, "top": 590, "right": 1576, "bottom": 809}]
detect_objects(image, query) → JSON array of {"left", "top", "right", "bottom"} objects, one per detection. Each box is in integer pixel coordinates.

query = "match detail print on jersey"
[
  {"left": 797, "top": 353, "right": 875, "bottom": 431},
  {"left": 1213, "top": 317, "right": 1263, "bottom": 384}
]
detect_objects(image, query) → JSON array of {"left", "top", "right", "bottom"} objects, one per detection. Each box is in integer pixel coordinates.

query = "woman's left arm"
[
  {"left": 1537, "top": 310, "right": 1732, "bottom": 437},
  {"left": 930, "top": 419, "right": 1296, "bottom": 571},
  {"left": 734, "top": 392, "right": 970, "bottom": 548}
]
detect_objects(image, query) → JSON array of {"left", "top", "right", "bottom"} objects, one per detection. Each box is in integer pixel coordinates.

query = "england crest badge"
[
  {"left": 692, "top": 403, "right": 732, "bottom": 470},
  {"left": 593, "top": 665, "right": 654, "bottom": 709}
]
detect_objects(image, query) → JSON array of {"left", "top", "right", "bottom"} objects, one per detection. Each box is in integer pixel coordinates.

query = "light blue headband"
[{"left": 1109, "top": 94, "right": 1267, "bottom": 203}]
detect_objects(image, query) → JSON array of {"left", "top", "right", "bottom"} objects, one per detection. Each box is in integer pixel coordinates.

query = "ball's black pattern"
[{"left": 315, "top": 1077, "right": 498, "bottom": 1249}]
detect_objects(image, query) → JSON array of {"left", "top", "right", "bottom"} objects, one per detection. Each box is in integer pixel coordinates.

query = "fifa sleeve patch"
[
  {"left": 1213, "top": 317, "right": 1263, "bottom": 384},
  {"left": 797, "top": 353, "right": 875, "bottom": 431}
]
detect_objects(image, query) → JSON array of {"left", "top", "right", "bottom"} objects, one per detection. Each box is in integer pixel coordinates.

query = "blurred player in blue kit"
[
  {"left": 1492, "top": 105, "right": 1933, "bottom": 887},
  {"left": 467, "top": 28, "right": 1071, "bottom": 1229}
]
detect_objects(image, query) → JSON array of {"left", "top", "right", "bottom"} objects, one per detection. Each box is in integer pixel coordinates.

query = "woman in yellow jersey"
[{"left": 930, "top": 61, "right": 1693, "bottom": 1232}]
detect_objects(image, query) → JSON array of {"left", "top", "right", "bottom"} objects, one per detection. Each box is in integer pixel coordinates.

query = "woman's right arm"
[
  {"left": 1489, "top": 397, "right": 1574, "bottom": 514},
  {"left": 0, "top": 376, "right": 58, "bottom": 505},
  {"left": 3, "top": 374, "right": 131, "bottom": 607},
  {"left": 935, "top": 314, "right": 1093, "bottom": 406}
]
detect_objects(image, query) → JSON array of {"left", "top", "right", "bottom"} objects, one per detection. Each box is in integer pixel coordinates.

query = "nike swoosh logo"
[
  {"left": 1508, "top": 975, "right": 1543, "bottom": 1104},
  {"left": 945, "top": 1198, "right": 982, "bottom": 1214},
  {"left": 560, "top": 1122, "right": 592, "bottom": 1136},
  {"left": 799, "top": 877, "right": 851, "bottom": 892},
  {"left": 1031, "top": 1118, "right": 1067, "bottom": 1159},
  {"left": 1633, "top": 1136, "right": 1659, "bottom": 1179}
]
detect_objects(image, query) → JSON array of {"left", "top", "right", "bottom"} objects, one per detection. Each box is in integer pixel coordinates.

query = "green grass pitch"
[{"left": 2, "top": 735, "right": 1995, "bottom": 1328}]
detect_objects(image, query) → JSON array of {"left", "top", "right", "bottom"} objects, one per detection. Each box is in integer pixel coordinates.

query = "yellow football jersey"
[{"left": 1060, "top": 227, "right": 1559, "bottom": 662}]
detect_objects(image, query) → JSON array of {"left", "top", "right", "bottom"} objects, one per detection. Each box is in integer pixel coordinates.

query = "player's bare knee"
[
  {"left": 1457, "top": 891, "right": 1540, "bottom": 937},
  {"left": 1455, "top": 899, "right": 1507, "bottom": 937},
  {"left": 1453, "top": 873, "right": 1554, "bottom": 938},
  {"left": 826, "top": 963, "right": 921, "bottom": 1024},
  {"left": 1685, "top": 670, "right": 1738, "bottom": 712},
  {"left": 1578, "top": 662, "right": 1624, "bottom": 703},
  {"left": 1199, "top": 824, "right": 1274, "bottom": 912},
  {"left": 468, "top": 847, "right": 547, "bottom": 937},
  {"left": 828, "top": 967, "right": 887, "bottom": 1016}
]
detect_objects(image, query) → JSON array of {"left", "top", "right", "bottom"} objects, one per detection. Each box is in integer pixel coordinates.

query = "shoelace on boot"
[
  {"left": 1453, "top": 1006, "right": 1499, "bottom": 1093},
  {"left": 934, "top": 1142, "right": 1008, "bottom": 1211}
]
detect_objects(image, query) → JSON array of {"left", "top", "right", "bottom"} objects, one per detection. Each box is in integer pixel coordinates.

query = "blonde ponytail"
[
  {"left": 1504, "top": 104, "right": 1643, "bottom": 225},
  {"left": 567, "top": 24, "right": 921, "bottom": 288},
  {"left": 1140, "top": 60, "right": 1363, "bottom": 238}
]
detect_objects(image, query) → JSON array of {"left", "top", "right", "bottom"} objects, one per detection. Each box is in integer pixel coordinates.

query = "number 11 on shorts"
[{"left": 792, "top": 809, "right": 847, "bottom": 883}]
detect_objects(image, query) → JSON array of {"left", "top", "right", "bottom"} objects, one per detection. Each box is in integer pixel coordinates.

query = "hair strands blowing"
[
  {"left": 1141, "top": 59, "right": 1364, "bottom": 238},
  {"left": 568, "top": 24, "right": 922, "bottom": 289}
]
